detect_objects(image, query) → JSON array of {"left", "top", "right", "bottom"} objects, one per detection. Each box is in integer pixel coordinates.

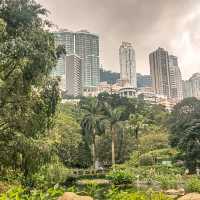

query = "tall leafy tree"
[
  {"left": 169, "top": 97, "right": 200, "bottom": 172},
  {"left": 80, "top": 97, "right": 104, "bottom": 169},
  {"left": 0, "top": 0, "right": 61, "bottom": 178},
  {"left": 179, "top": 119, "right": 200, "bottom": 172},
  {"left": 169, "top": 97, "right": 200, "bottom": 146},
  {"left": 128, "top": 114, "right": 146, "bottom": 144},
  {"left": 103, "top": 103, "right": 124, "bottom": 166}
]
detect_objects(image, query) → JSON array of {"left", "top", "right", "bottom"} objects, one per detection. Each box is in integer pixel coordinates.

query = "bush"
[
  {"left": 126, "top": 152, "right": 140, "bottom": 167},
  {"left": 106, "top": 169, "right": 134, "bottom": 185},
  {"left": 32, "top": 162, "right": 73, "bottom": 189},
  {"left": 139, "top": 154, "right": 154, "bottom": 166},
  {"left": 0, "top": 186, "right": 65, "bottom": 200},
  {"left": 185, "top": 176, "right": 200, "bottom": 193},
  {"left": 107, "top": 187, "right": 172, "bottom": 200},
  {"left": 156, "top": 175, "right": 179, "bottom": 190}
]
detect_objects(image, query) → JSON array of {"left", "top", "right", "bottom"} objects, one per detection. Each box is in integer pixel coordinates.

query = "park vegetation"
[{"left": 0, "top": 0, "right": 200, "bottom": 199}]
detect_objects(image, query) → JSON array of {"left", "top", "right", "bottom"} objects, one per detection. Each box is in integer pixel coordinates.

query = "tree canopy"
[{"left": 0, "top": 0, "right": 60, "bottom": 178}]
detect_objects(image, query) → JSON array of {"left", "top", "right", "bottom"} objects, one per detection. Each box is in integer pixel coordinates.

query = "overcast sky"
[{"left": 37, "top": 0, "right": 200, "bottom": 80}]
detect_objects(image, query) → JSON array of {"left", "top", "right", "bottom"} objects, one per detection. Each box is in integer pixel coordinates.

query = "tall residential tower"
[
  {"left": 65, "top": 55, "right": 82, "bottom": 97},
  {"left": 183, "top": 73, "right": 200, "bottom": 99},
  {"left": 53, "top": 29, "right": 100, "bottom": 95},
  {"left": 149, "top": 47, "right": 171, "bottom": 97},
  {"left": 168, "top": 55, "right": 183, "bottom": 101},
  {"left": 75, "top": 30, "right": 100, "bottom": 88},
  {"left": 119, "top": 42, "right": 137, "bottom": 88}
]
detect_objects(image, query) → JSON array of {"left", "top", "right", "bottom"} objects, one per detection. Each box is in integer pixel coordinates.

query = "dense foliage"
[
  {"left": 0, "top": 0, "right": 62, "bottom": 179},
  {"left": 169, "top": 97, "right": 200, "bottom": 172},
  {"left": 1, "top": 0, "right": 200, "bottom": 199}
]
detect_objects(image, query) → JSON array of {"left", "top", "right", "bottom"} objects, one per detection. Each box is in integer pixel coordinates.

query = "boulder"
[
  {"left": 165, "top": 188, "right": 185, "bottom": 196},
  {"left": 58, "top": 192, "right": 93, "bottom": 200},
  {"left": 178, "top": 193, "right": 200, "bottom": 200}
]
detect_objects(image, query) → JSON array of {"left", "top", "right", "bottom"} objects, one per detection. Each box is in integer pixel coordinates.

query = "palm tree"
[
  {"left": 103, "top": 103, "right": 124, "bottom": 166},
  {"left": 80, "top": 97, "right": 104, "bottom": 169},
  {"left": 128, "top": 113, "right": 146, "bottom": 148}
]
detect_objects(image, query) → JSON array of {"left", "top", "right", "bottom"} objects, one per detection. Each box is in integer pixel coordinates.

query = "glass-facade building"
[
  {"left": 75, "top": 30, "right": 100, "bottom": 87},
  {"left": 53, "top": 30, "right": 100, "bottom": 91},
  {"left": 149, "top": 47, "right": 171, "bottom": 97}
]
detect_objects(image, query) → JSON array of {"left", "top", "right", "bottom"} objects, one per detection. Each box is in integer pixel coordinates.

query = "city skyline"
[{"left": 37, "top": 0, "right": 200, "bottom": 80}]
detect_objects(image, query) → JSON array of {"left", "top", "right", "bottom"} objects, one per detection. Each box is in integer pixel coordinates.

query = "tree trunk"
[
  {"left": 92, "top": 129, "right": 96, "bottom": 169},
  {"left": 111, "top": 126, "right": 115, "bottom": 166}
]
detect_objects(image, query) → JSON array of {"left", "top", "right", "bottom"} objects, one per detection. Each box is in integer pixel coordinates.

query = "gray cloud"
[{"left": 37, "top": 0, "right": 200, "bottom": 79}]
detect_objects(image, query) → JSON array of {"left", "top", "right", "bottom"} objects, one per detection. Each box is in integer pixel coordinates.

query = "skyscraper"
[
  {"left": 119, "top": 42, "right": 137, "bottom": 88},
  {"left": 53, "top": 29, "right": 100, "bottom": 92},
  {"left": 52, "top": 29, "right": 75, "bottom": 76},
  {"left": 65, "top": 55, "right": 82, "bottom": 97},
  {"left": 75, "top": 30, "right": 100, "bottom": 88},
  {"left": 52, "top": 30, "right": 75, "bottom": 91},
  {"left": 149, "top": 47, "right": 171, "bottom": 97},
  {"left": 183, "top": 73, "right": 200, "bottom": 99},
  {"left": 169, "top": 55, "right": 183, "bottom": 101}
]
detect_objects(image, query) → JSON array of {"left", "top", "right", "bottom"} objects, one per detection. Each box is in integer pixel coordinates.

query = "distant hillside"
[{"left": 100, "top": 68, "right": 120, "bottom": 84}]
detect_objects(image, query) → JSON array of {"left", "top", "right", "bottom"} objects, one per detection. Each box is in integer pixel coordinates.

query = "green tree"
[
  {"left": 0, "top": 0, "right": 60, "bottom": 178},
  {"left": 127, "top": 113, "right": 146, "bottom": 148},
  {"left": 103, "top": 104, "right": 124, "bottom": 166},
  {"left": 169, "top": 97, "right": 200, "bottom": 172},
  {"left": 80, "top": 97, "right": 104, "bottom": 169},
  {"left": 52, "top": 103, "right": 92, "bottom": 168},
  {"left": 179, "top": 120, "right": 200, "bottom": 172}
]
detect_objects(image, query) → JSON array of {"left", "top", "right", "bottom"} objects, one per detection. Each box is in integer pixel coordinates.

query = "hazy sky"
[{"left": 37, "top": 0, "right": 200, "bottom": 80}]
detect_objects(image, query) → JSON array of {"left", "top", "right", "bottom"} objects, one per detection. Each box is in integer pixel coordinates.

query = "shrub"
[
  {"left": 0, "top": 186, "right": 65, "bottom": 200},
  {"left": 32, "top": 162, "right": 73, "bottom": 188},
  {"left": 106, "top": 169, "right": 134, "bottom": 185},
  {"left": 156, "top": 175, "right": 179, "bottom": 189},
  {"left": 153, "top": 165, "right": 184, "bottom": 175},
  {"left": 185, "top": 176, "right": 200, "bottom": 193},
  {"left": 107, "top": 187, "right": 172, "bottom": 200},
  {"left": 139, "top": 154, "right": 154, "bottom": 166},
  {"left": 126, "top": 151, "right": 140, "bottom": 167},
  {"left": 0, "top": 187, "right": 27, "bottom": 200}
]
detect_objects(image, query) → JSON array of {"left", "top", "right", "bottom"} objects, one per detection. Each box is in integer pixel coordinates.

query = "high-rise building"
[
  {"left": 52, "top": 30, "right": 75, "bottom": 76},
  {"left": 149, "top": 47, "right": 171, "bottom": 97},
  {"left": 183, "top": 80, "right": 192, "bottom": 98},
  {"left": 75, "top": 30, "right": 100, "bottom": 88},
  {"left": 53, "top": 29, "right": 100, "bottom": 92},
  {"left": 119, "top": 42, "right": 137, "bottom": 88},
  {"left": 65, "top": 55, "right": 82, "bottom": 97},
  {"left": 183, "top": 73, "right": 200, "bottom": 99},
  {"left": 168, "top": 55, "right": 183, "bottom": 101}
]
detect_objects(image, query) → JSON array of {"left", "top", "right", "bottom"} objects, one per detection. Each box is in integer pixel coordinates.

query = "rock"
[
  {"left": 167, "top": 194, "right": 179, "bottom": 199},
  {"left": 178, "top": 193, "right": 200, "bottom": 200},
  {"left": 165, "top": 188, "right": 185, "bottom": 196},
  {"left": 58, "top": 192, "right": 93, "bottom": 200}
]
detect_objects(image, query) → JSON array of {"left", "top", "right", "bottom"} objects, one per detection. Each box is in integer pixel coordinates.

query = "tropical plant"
[
  {"left": 127, "top": 113, "right": 146, "bottom": 147},
  {"left": 103, "top": 104, "right": 124, "bottom": 165},
  {"left": 169, "top": 98, "right": 200, "bottom": 171},
  {"left": 178, "top": 119, "right": 200, "bottom": 172},
  {"left": 80, "top": 97, "right": 104, "bottom": 168},
  {"left": 31, "top": 161, "right": 73, "bottom": 189},
  {"left": 156, "top": 175, "right": 179, "bottom": 189},
  {"left": 0, "top": 0, "right": 61, "bottom": 179},
  {"left": 106, "top": 188, "right": 172, "bottom": 200},
  {"left": 185, "top": 176, "right": 200, "bottom": 193},
  {"left": 106, "top": 169, "right": 134, "bottom": 185},
  {"left": 0, "top": 186, "right": 65, "bottom": 200}
]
